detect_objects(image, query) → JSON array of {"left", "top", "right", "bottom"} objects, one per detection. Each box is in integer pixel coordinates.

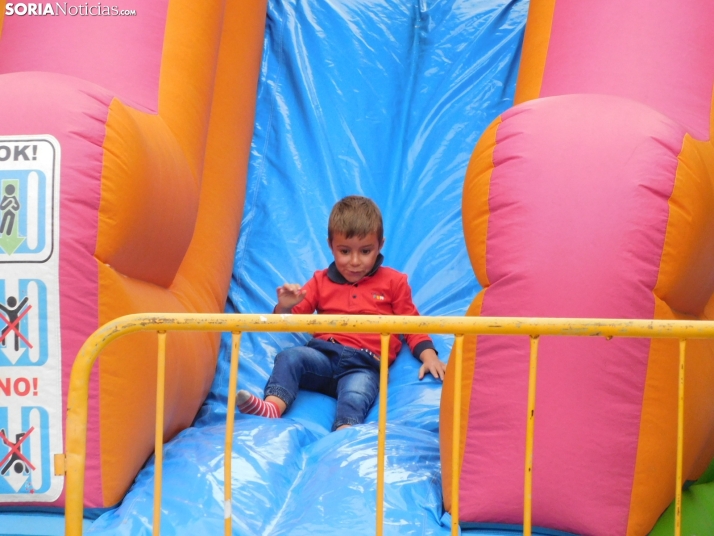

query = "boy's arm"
[
  {"left": 418, "top": 347, "right": 446, "bottom": 381},
  {"left": 275, "top": 283, "right": 306, "bottom": 314},
  {"left": 273, "top": 276, "right": 318, "bottom": 314},
  {"left": 391, "top": 274, "right": 446, "bottom": 380}
]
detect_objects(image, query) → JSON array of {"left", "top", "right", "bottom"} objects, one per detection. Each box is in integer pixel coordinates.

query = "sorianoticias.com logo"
[{"left": 5, "top": 3, "right": 137, "bottom": 16}]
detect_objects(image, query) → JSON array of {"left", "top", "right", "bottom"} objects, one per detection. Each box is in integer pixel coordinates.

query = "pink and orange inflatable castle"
[
  {"left": 0, "top": 0, "right": 265, "bottom": 509},
  {"left": 442, "top": 0, "right": 714, "bottom": 534},
  {"left": 1, "top": 0, "right": 712, "bottom": 532}
]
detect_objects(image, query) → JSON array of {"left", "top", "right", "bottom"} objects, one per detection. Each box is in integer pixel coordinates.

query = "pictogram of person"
[
  {"left": 0, "top": 184, "right": 21, "bottom": 236},
  {"left": 0, "top": 431, "right": 30, "bottom": 477},
  {"left": 0, "top": 296, "right": 29, "bottom": 351}
]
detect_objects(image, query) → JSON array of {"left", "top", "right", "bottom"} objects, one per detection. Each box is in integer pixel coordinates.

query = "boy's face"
[{"left": 329, "top": 232, "right": 384, "bottom": 283}]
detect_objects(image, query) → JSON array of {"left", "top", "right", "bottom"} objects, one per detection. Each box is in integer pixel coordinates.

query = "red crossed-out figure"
[
  {"left": 0, "top": 427, "right": 36, "bottom": 475},
  {"left": 0, "top": 296, "right": 32, "bottom": 352}
]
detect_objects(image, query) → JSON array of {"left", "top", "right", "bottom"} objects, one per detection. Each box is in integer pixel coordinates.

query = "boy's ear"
[{"left": 379, "top": 237, "right": 385, "bottom": 250}]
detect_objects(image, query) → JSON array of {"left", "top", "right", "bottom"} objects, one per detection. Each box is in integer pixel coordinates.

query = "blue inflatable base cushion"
[
  {"left": 0, "top": 512, "right": 94, "bottom": 536},
  {"left": 88, "top": 416, "right": 451, "bottom": 535}
]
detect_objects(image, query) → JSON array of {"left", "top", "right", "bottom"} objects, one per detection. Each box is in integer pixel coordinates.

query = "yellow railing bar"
[
  {"left": 524, "top": 336, "right": 540, "bottom": 536},
  {"left": 675, "top": 339, "right": 686, "bottom": 536},
  {"left": 60, "top": 314, "right": 714, "bottom": 344},
  {"left": 153, "top": 332, "right": 167, "bottom": 535},
  {"left": 63, "top": 314, "right": 714, "bottom": 536},
  {"left": 376, "top": 333, "right": 390, "bottom": 536},
  {"left": 451, "top": 335, "right": 464, "bottom": 536},
  {"left": 224, "top": 333, "right": 242, "bottom": 536}
]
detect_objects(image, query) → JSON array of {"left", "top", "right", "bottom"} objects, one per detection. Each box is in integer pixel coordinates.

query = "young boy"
[{"left": 236, "top": 195, "right": 445, "bottom": 431}]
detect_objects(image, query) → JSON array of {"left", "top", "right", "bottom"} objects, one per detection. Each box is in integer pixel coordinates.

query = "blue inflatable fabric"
[{"left": 88, "top": 0, "right": 527, "bottom": 534}]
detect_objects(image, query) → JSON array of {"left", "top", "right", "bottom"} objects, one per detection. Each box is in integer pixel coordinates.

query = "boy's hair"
[{"left": 328, "top": 195, "right": 383, "bottom": 244}]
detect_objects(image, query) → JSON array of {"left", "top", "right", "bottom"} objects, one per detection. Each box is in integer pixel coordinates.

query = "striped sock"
[{"left": 236, "top": 390, "right": 281, "bottom": 418}]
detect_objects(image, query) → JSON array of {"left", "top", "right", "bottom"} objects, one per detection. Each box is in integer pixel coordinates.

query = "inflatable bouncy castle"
[
  {"left": 0, "top": 0, "right": 713, "bottom": 535},
  {"left": 0, "top": 0, "right": 266, "bottom": 510},
  {"left": 442, "top": 1, "right": 714, "bottom": 534}
]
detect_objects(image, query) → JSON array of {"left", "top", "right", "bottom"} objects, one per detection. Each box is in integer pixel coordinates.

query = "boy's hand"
[
  {"left": 418, "top": 349, "right": 446, "bottom": 381},
  {"left": 275, "top": 283, "right": 307, "bottom": 313}
]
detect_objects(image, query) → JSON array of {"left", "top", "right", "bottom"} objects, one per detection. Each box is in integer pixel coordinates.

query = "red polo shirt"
[{"left": 287, "top": 255, "right": 435, "bottom": 364}]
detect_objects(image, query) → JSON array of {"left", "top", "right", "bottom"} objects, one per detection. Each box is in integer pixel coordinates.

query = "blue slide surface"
[{"left": 85, "top": 0, "right": 527, "bottom": 534}]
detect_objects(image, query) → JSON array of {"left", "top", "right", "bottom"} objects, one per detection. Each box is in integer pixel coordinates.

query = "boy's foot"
[{"left": 236, "top": 390, "right": 281, "bottom": 418}]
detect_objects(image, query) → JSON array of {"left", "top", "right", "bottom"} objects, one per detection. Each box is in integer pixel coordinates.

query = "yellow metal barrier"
[
  {"left": 524, "top": 335, "right": 539, "bottom": 536},
  {"left": 61, "top": 314, "right": 714, "bottom": 536}
]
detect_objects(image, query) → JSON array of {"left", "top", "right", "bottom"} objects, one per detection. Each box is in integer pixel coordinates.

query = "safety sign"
[{"left": 0, "top": 136, "right": 62, "bottom": 502}]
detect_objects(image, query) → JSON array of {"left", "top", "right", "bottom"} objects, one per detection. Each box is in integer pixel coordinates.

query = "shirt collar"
[{"left": 327, "top": 254, "right": 384, "bottom": 284}]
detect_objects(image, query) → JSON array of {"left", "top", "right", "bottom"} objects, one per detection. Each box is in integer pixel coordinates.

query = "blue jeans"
[{"left": 265, "top": 338, "right": 381, "bottom": 430}]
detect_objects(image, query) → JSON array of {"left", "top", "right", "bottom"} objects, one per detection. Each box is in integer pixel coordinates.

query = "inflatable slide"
[{"left": 1, "top": 0, "right": 713, "bottom": 535}]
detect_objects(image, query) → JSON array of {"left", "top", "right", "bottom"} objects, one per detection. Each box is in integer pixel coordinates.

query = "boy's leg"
[
  {"left": 236, "top": 390, "right": 282, "bottom": 418},
  {"left": 333, "top": 350, "right": 380, "bottom": 430},
  {"left": 237, "top": 345, "right": 334, "bottom": 418}
]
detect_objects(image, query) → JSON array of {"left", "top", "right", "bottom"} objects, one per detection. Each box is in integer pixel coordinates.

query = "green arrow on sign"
[{"left": 0, "top": 178, "right": 26, "bottom": 255}]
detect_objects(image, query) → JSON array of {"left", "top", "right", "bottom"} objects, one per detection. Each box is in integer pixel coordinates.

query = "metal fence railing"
[{"left": 57, "top": 314, "right": 714, "bottom": 536}]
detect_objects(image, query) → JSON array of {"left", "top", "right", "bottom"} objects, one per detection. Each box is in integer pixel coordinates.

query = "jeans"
[{"left": 265, "top": 338, "right": 381, "bottom": 430}]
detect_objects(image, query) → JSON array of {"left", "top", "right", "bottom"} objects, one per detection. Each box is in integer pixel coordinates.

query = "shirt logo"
[{"left": 372, "top": 293, "right": 385, "bottom": 301}]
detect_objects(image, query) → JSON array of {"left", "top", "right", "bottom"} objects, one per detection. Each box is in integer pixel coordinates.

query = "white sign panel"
[{"left": 0, "top": 136, "right": 62, "bottom": 502}]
